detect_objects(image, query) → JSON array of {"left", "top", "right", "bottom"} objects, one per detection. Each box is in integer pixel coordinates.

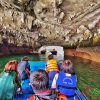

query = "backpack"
[{"left": 0, "top": 71, "right": 17, "bottom": 100}]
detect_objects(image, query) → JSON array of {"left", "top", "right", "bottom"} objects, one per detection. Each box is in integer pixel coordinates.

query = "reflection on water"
[{"left": 39, "top": 54, "right": 46, "bottom": 61}]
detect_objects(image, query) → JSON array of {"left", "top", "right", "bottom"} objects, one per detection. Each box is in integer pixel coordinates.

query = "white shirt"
[{"left": 51, "top": 73, "right": 72, "bottom": 89}]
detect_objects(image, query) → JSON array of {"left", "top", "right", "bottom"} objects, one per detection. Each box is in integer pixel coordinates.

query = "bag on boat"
[{"left": 0, "top": 71, "right": 17, "bottom": 100}]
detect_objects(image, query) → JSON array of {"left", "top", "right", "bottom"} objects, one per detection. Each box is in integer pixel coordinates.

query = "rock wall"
[
  {"left": 0, "top": 0, "right": 100, "bottom": 52},
  {"left": 65, "top": 46, "right": 100, "bottom": 63}
]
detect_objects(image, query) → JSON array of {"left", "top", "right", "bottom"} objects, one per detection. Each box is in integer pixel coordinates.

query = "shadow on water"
[{"left": 65, "top": 56, "right": 100, "bottom": 100}]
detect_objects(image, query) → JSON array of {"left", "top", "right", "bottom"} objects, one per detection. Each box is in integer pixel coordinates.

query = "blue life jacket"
[{"left": 56, "top": 71, "right": 77, "bottom": 98}]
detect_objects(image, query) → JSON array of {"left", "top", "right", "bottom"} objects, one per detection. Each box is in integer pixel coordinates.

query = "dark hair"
[
  {"left": 61, "top": 60, "right": 73, "bottom": 74},
  {"left": 22, "top": 56, "right": 29, "bottom": 61},
  {"left": 30, "top": 69, "right": 48, "bottom": 93},
  {"left": 48, "top": 54, "right": 53, "bottom": 60}
]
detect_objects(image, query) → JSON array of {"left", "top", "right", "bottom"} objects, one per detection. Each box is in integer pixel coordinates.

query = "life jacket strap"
[
  {"left": 67, "top": 94, "right": 76, "bottom": 98},
  {"left": 58, "top": 85, "right": 77, "bottom": 90}
]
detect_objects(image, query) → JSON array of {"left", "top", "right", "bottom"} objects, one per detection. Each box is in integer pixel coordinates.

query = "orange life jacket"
[
  {"left": 59, "top": 92, "right": 68, "bottom": 100},
  {"left": 46, "top": 59, "right": 59, "bottom": 72},
  {"left": 27, "top": 95, "right": 34, "bottom": 100}
]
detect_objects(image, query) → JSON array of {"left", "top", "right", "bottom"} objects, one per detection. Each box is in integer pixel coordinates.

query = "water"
[{"left": 0, "top": 54, "right": 100, "bottom": 100}]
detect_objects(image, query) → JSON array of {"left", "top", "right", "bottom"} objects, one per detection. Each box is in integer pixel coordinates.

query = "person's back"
[
  {"left": 28, "top": 69, "right": 58, "bottom": 100},
  {"left": 18, "top": 61, "right": 28, "bottom": 75},
  {"left": 56, "top": 71, "right": 77, "bottom": 100},
  {"left": 46, "top": 59, "right": 59, "bottom": 72},
  {"left": 18, "top": 56, "right": 30, "bottom": 80},
  {"left": 45, "top": 52, "right": 59, "bottom": 87},
  {"left": 52, "top": 60, "right": 77, "bottom": 100},
  {"left": 0, "top": 60, "right": 22, "bottom": 99}
]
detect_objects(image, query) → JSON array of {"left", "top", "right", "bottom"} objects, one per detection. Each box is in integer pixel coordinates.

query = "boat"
[
  {"left": 38, "top": 46, "right": 64, "bottom": 63},
  {"left": 14, "top": 61, "right": 87, "bottom": 100}
]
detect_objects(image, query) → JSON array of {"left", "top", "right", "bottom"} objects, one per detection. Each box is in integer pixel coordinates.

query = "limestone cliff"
[{"left": 0, "top": 0, "right": 100, "bottom": 49}]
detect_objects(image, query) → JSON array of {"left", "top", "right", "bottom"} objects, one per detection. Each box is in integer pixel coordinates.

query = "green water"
[
  {"left": 0, "top": 54, "right": 40, "bottom": 72},
  {"left": 0, "top": 54, "right": 100, "bottom": 100}
]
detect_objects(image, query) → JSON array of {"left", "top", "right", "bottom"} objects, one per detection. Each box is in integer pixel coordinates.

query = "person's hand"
[
  {"left": 17, "top": 87, "right": 23, "bottom": 95},
  {"left": 18, "top": 87, "right": 23, "bottom": 92},
  {"left": 25, "top": 68, "right": 30, "bottom": 75}
]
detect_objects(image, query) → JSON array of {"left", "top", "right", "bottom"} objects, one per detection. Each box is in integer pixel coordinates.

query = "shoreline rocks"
[{"left": 65, "top": 47, "right": 100, "bottom": 63}]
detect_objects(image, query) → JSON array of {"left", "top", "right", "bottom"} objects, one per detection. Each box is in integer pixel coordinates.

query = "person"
[
  {"left": 0, "top": 60, "right": 22, "bottom": 99},
  {"left": 27, "top": 69, "right": 58, "bottom": 100},
  {"left": 18, "top": 56, "right": 30, "bottom": 80},
  {"left": 51, "top": 49, "right": 57, "bottom": 55},
  {"left": 40, "top": 49, "right": 46, "bottom": 54},
  {"left": 4, "top": 60, "right": 22, "bottom": 90},
  {"left": 45, "top": 52, "right": 59, "bottom": 87},
  {"left": 52, "top": 60, "right": 77, "bottom": 100}
]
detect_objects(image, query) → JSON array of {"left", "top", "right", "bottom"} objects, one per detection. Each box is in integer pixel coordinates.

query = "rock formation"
[{"left": 0, "top": 0, "right": 100, "bottom": 51}]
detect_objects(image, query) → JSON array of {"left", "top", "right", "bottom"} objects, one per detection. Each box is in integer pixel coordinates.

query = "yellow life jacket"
[{"left": 46, "top": 59, "right": 59, "bottom": 72}]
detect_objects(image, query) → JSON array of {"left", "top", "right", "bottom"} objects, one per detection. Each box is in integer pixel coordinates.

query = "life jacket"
[
  {"left": 46, "top": 59, "right": 59, "bottom": 72},
  {"left": 27, "top": 90, "right": 58, "bottom": 100},
  {"left": 58, "top": 92, "right": 68, "bottom": 100},
  {"left": 0, "top": 71, "right": 17, "bottom": 100},
  {"left": 56, "top": 71, "right": 77, "bottom": 98}
]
